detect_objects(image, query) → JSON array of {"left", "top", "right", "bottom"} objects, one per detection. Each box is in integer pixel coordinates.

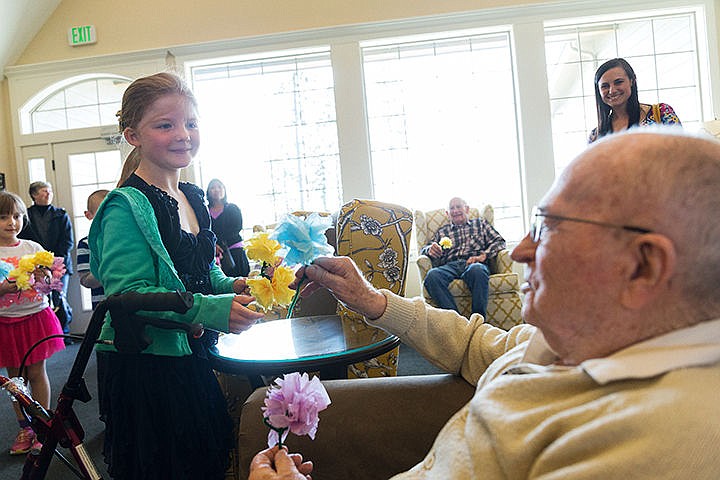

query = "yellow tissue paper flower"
[
  {"left": 33, "top": 251, "right": 55, "bottom": 268},
  {"left": 246, "top": 233, "right": 282, "bottom": 265},
  {"left": 17, "top": 256, "right": 36, "bottom": 273},
  {"left": 439, "top": 237, "right": 453, "bottom": 249},
  {"left": 11, "top": 269, "right": 31, "bottom": 290},
  {"left": 5, "top": 250, "right": 62, "bottom": 292},
  {"left": 247, "top": 277, "right": 275, "bottom": 311},
  {"left": 271, "top": 265, "right": 296, "bottom": 306}
]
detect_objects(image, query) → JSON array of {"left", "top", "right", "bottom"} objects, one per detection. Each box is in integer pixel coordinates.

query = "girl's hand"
[
  {"left": 232, "top": 277, "right": 250, "bottom": 295},
  {"left": 228, "top": 295, "right": 264, "bottom": 333},
  {"left": 33, "top": 267, "right": 51, "bottom": 283},
  {"left": 0, "top": 279, "right": 18, "bottom": 295}
]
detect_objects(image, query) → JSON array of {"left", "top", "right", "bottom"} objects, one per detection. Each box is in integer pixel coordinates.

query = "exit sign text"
[{"left": 67, "top": 25, "right": 96, "bottom": 46}]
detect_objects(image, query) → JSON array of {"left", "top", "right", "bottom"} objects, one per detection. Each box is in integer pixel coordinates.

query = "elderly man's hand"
[
  {"left": 466, "top": 253, "right": 487, "bottom": 265},
  {"left": 249, "top": 446, "right": 313, "bottom": 480},
  {"left": 298, "top": 256, "right": 387, "bottom": 320},
  {"left": 427, "top": 242, "right": 442, "bottom": 258}
]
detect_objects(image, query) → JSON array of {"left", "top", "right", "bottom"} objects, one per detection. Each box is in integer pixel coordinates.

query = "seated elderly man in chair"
[
  {"left": 249, "top": 130, "right": 720, "bottom": 479},
  {"left": 421, "top": 197, "right": 506, "bottom": 317}
]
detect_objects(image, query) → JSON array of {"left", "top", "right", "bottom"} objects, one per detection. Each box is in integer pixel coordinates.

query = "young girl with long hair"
[
  {"left": 89, "top": 72, "right": 263, "bottom": 479},
  {"left": 0, "top": 191, "right": 64, "bottom": 455}
]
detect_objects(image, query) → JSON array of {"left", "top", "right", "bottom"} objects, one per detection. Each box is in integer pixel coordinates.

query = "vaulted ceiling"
[{"left": 0, "top": 0, "right": 62, "bottom": 74}]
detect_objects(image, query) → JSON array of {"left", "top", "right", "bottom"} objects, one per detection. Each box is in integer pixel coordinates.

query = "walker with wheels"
[{"left": 1, "top": 290, "right": 203, "bottom": 480}]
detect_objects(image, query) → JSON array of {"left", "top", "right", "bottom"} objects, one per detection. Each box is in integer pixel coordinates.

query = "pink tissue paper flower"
[
  {"left": 34, "top": 257, "right": 67, "bottom": 295},
  {"left": 262, "top": 372, "right": 331, "bottom": 447}
]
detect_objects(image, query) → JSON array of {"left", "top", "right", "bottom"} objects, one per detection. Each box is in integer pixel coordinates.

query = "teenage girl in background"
[
  {"left": 0, "top": 191, "right": 64, "bottom": 455},
  {"left": 89, "top": 72, "right": 263, "bottom": 479}
]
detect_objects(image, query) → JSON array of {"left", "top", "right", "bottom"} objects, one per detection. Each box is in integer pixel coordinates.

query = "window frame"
[
  {"left": 5, "top": 0, "right": 717, "bottom": 245},
  {"left": 187, "top": 47, "right": 343, "bottom": 229},
  {"left": 19, "top": 73, "right": 131, "bottom": 135},
  {"left": 360, "top": 28, "right": 526, "bottom": 241},
  {"left": 544, "top": 5, "right": 711, "bottom": 173}
]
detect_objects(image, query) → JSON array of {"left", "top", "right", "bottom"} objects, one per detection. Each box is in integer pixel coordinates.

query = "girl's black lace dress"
[{"left": 101, "top": 174, "right": 233, "bottom": 480}]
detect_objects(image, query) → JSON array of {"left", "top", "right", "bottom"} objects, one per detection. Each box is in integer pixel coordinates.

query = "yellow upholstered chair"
[
  {"left": 335, "top": 199, "right": 413, "bottom": 378},
  {"left": 414, "top": 204, "right": 522, "bottom": 329}
]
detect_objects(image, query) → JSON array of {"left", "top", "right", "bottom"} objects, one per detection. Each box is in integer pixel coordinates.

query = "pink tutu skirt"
[{"left": 0, "top": 307, "right": 65, "bottom": 368}]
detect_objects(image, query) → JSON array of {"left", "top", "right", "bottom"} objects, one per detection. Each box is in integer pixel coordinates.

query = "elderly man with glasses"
[{"left": 249, "top": 130, "right": 720, "bottom": 480}]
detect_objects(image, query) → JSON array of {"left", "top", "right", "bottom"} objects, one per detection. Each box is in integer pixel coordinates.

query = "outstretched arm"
[{"left": 299, "top": 256, "right": 387, "bottom": 320}]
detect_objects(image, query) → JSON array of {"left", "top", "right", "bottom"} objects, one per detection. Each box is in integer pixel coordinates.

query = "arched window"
[{"left": 20, "top": 74, "right": 131, "bottom": 134}]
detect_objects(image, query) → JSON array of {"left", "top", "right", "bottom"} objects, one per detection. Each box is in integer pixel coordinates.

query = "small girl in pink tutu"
[{"left": 0, "top": 191, "right": 64, "bottom": 455}]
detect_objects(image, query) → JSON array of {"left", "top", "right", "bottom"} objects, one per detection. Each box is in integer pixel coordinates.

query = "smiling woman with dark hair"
[{"left": 588, "top": 57, "right": 681, "bottom": 143}]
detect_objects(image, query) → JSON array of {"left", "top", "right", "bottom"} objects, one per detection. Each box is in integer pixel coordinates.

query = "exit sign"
[{"left": 67, "top": 25, "right": 96, "bottom": 46}]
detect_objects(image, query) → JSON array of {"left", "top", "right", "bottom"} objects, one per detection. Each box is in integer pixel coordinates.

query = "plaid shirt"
[{"left": 421, "top": 218, "right": 506, "bottom": 266}]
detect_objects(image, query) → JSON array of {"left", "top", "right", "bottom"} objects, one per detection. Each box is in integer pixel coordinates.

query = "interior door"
[{"left": 49, "top": 139, "right": 122, "bottom": 333}]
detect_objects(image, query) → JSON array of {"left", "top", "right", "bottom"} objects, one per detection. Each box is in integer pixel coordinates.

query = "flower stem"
[
  {"left": 263, "top": 417, "right": 287, "bottom": 449},
  {"left": 260, "top": 261, "right": 270, "bottom": 279},
  {"left": 286, "top": 273, "right": 307, "bottom": 319}
]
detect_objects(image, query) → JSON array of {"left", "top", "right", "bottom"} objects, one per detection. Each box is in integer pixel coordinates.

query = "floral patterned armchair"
[
  {"left": 414, "top": 204, "right": 522, "bottom": 329},
  {"left": 335, "top": 199, "right": 414, "bottom": 378}
]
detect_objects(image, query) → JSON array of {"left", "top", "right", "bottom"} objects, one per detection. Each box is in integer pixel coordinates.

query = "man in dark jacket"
[{"left": 19, "top": 181, "right": 74, "bottom": 335}]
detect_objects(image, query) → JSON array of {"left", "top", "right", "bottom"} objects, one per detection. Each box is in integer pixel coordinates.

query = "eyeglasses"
[{"left": 529, "top": 206, "right": 652, "bottom": 243}]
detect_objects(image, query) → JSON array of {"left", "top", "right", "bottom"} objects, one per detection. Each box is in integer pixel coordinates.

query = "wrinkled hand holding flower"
[{"left": 262, "top": 372, "right": 331, "bottom": 449}]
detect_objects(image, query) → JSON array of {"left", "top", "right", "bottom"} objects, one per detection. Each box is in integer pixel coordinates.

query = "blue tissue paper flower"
[
  {"left": 0, "top": 260, "right": 13, "bottom": 279},
  {"left": 273, "top": 213, "right": 334, "bottom": 266}
]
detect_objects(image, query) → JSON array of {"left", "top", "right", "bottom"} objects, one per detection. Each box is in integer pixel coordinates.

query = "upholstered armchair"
[
  {"left": 238, "top": 374, "right": 475, "bottom": 480},
  {"left": 335, "top": 199, "right": 414, "bottom": 378},
  {"left": 414, "top": 204, "right": 522, "bottom": 329}
]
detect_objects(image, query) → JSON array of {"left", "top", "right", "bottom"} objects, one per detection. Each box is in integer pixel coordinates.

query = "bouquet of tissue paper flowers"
[{"left": 245, "top": 213, "right": 334, "bottom": 316}]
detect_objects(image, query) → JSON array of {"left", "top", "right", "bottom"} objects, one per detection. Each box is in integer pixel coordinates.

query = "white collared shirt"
[{"left": 515, "top": 318, "right": 720, "bottom": 384}]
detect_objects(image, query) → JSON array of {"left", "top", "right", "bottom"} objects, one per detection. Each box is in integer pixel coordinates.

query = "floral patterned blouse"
[
  {"left": 588, "top": 102, "right": 681, "bottom": 143},
  {"left": 644, "top": 103, "right": 681, "bottom": 126}
]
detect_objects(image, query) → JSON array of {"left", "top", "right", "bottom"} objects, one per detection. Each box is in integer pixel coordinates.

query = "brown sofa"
[{"left": 238, "top": 373, "right": 475, "bottom": 480}]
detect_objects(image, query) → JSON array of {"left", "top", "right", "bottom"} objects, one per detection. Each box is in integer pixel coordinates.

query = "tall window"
[
  {"left": 21, "top": 76, "right": 130, "bottom": 134},
  {"left": 545, "top": 9, "right": 706, "bottom": 173},
  {"left": 362, "top": 31, "right": 524, "bottom": 241},
  {"left": 189, "top": 50, "right": 342, "bottom": 230}
]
